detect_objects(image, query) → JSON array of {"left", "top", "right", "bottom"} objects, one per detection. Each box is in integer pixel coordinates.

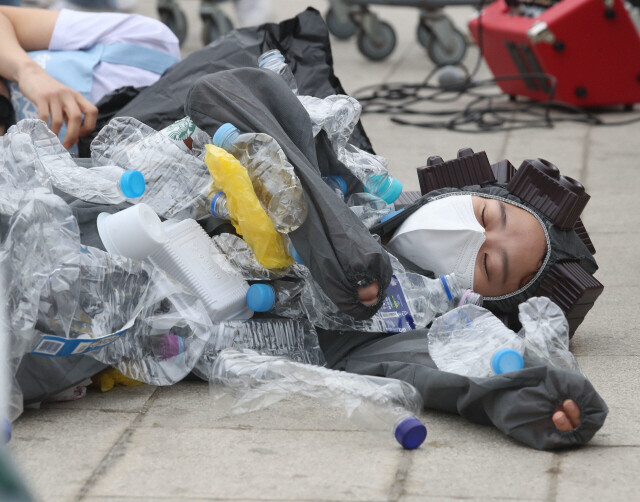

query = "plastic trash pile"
[{"left": 0, "top": 50, "right": 578, "bottom": 450}]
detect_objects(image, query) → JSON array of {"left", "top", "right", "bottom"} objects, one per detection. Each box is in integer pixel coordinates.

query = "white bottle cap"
[{"left": 97, "top": 203, "right": 166, "bottom": 260}]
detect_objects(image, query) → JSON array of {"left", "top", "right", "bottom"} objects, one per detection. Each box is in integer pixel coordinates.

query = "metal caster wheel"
[
  {"left": 357, "top": 21, "right": 396, "bottom": 62},
  {"left": 201, "top": 11, "right": 233, "bottom": 45},
  {"left": 325, "top": 7, "right": 357, "bottom": 40},
  {"left": 158, "top": 2, "right": 188, "bottom": 46},
  {"left": 419, "top": 24, "right": 467, "bottom": 66}
]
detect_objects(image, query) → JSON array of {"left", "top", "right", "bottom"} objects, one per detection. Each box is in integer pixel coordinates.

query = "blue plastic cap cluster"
[
  {"left": 119, "top": 170, "right": 145, "bottom": 199},
  {"left": 380, "top": 208, "right": 405, "bottom": 223},
  {"left": 491, "top": 348, "right": 524, "bottom": 375},
  {"left": 364, "top": 174, "right": 403, "bottom": 204},
  {"left": 246, "top": 284, "right": 276, "bottom": 312},
  {"left": 394, "top": 416, "right": 427, "bottom": 450},
  {"left": 212, "top": 123, "right": 240, "bottom": 150}
]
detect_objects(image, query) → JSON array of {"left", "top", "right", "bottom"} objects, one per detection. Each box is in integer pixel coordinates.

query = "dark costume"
[{"left": 15, "top": 8, "right": 607, "bottom": 449}]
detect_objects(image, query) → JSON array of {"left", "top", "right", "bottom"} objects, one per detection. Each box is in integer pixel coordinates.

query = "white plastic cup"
[{"left": 97, "top": 203, "right": 166, "bottom": 260}]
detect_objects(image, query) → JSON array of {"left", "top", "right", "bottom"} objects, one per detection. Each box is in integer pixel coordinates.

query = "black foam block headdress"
[{"left": 415, "top": 148, "right": 603, "bottom": 337}]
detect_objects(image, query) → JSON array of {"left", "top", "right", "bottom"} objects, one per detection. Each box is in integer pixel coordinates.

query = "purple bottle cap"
[{"left": 394, "top": 416, "right": 427, "bottom": 450}]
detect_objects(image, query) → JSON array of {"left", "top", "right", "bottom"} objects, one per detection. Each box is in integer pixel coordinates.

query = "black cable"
[{"left": 351, "top": 4, "right": 640, "bottom": 132}]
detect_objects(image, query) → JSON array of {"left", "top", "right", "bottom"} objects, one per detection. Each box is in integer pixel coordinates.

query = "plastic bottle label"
[
  {"left": 376, "top": 275, "right": 416, "bottom": 333},
  {"left": 30, "top": 314, "right": 138, "bottom": 357},
  {"left": 161, "top": 116, "right": 196, "bottom": 141}
]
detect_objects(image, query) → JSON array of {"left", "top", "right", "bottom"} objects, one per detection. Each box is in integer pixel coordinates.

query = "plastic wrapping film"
[
  {"left": 207, "top": 348, "right": 423, "bottom": 436},
  {"left": 211, "top": 234, "right": 291, "bottom": 281},
  {"left": 1, "top": 121, "right": 213, "bottom": 419},
  {"left": 91, "top": 117, "right": 211, "bottom": 219}
]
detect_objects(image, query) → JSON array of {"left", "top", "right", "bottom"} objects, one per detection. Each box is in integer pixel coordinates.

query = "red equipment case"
[{"left": 468, "top": 0, "right": 640, "bottom": 107}]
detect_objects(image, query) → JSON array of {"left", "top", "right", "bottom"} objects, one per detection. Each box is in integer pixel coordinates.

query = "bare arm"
[{"left": 0, "top": 6, "right": 97, "bottom": 148}]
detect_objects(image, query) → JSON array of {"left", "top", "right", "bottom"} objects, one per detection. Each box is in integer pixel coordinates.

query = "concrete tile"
[
  {"left": 8, "top": 408, "right": 134, "bottom": 502},
  {"left": 86, "top": 428, "right": 400, "bottom": 501},
  {"left": 569, "top": 286, "right": 640, "bottom": 356},
  {"left": 580, "top": 191, "right": 637, "bottom": 233},
  {"left": 575, "top": 356, "right": 640, "bottom": 447},
  {"left": 581, "top": 232, "right": 640, "bottom": 287},
  {"left": 555, "top": 446, "right": 640, "bottom": 502},
  {"left": 402, "top": 412, "right": 555, "bottom": 501},
  {"left": 42, "top": 384, "right": 157, "bottom": 414},
  {"left": 401, "top": 497, "right": 545, "bottom": 502}
]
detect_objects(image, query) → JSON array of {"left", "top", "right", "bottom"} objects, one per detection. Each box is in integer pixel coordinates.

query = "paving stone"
[
  {"left": 42, "top": 384, "right": 157, "bottom": 414},
  {"left": 555, "top": 446, "right": 640, "bottom": 502},
  {"left": 86, "top": 428, "right": 400, "bottom": 501}
]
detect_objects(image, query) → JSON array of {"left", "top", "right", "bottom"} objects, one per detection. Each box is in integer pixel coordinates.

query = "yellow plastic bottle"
[{"left": 204, "top": 145, "right": 293, "bottom": 270}]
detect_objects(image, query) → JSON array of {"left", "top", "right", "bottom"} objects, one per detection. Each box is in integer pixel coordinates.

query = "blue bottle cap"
[
  {"left": 212, "top": 123, "right": 240, "bottom": 149},
  {"left": 119, "top": 170, "right": 145, "bottom": 198},
  {"left": 380, "top": 208, "right": 405, "bottom": 223},
  {"left": 491, "top": 348, "right": 524, "bottom": 375},
  {"left": 364, "top": 174, "right": 403, "bottom": 204},
  {"left": 325, "top": 175, "right": 347, "bottom": 195},
  {"left": 258, "top": 52, "right": 285, "bottom": 67},
  {"left": 210, "top": 191, "right": 224, "bottom": 217},
  {"left": 2, "top": 418, "right": 11, "bottom": 444},
  {"left": 246, "top": 284, "right": 276, "bottom": 312},
  {"left": 394, "top": 416, "right": 427, "bottom": 450}
]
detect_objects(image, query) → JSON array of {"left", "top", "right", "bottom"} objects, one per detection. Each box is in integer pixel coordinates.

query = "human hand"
[
  {"left": 17, "top": 61, "right": 97, "bottom": 149},
  {"left": 357, "top": 280, "right": 380, "bottom": 306},
  {"left": 553, "top": 399, "right": 581, "bottom": 432}
]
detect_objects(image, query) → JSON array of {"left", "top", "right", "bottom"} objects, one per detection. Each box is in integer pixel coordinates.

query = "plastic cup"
[{"left": 97, "top": 203, "right": 166, "bottom": 260}]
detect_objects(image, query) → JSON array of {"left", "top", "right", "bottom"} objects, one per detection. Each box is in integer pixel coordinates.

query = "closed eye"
[
  {"left": 484, "top": 253, "right": 489, "bottom": 278},
  {"left": 481, "top": 206, "right": 486, "bottom": 227}
]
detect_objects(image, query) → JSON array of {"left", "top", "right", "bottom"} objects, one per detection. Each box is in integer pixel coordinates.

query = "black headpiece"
[{"left": 415, "top": 148, "right": 603, "bottom": 337}]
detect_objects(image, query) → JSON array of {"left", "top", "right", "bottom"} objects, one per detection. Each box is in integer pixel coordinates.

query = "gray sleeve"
[
  {"left": 185, "top": 68, "right": 392, "bottom": 320},
  {"left": 318, "top": 329, "right": 608, "bottom": 450}
]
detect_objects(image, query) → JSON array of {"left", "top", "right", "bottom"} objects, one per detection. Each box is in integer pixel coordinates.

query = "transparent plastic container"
[
  {"left": 258, "top": 49, "right": 298, "bottom": 95},
  {"left": 148, "top": 219, "right": 254, "bottom": 322},
  {"left": 212, "top": 123, "right": 308, "bottom": 233},
  {"left": 207, "top": 348, "right": 427, "bottom": 449},
  {"left": 91, "top": 116, "right": 211, "bottom": 219}
]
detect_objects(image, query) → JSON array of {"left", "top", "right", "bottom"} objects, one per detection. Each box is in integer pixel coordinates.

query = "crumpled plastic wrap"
[
  {"left": 91, "top": 116, "right": 211, "bottom": 219},
  {"left": 211, "top": 234, "right": 290, "bottom": 280}
]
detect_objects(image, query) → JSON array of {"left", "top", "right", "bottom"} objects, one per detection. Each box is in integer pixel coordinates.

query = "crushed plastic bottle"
[
  {"left": 258, "top": 49, "right": 298, "bottom": 95},
  {"left": 91, "top": 116, "right": 211, "bottom": 219},
  {"left": 6, "top": 120, "right": 146, "bottom": 204},
  {"left": 247, "top": 261, "right": 483, "bottom": 334},
  {"left": 194, "top": 318, "right": 325, "bottom": 375},
  {"left": 211, "top": 234, "right": 291, "bottom": 281},
  {"left": 428, "top": 305, "right": 526, "bottom": 378},
  {"left": 208, "top": 191, "right": 231, "bottom": 219},
  {"left": 207, "top": 348, "right": 427, "bottom": 449},
  {"left": 428, "top": 298, "right": 581, "bottom": 379},
  {"left": 212, "top": 123, "right": 308, "bottom": 233},
  {"left": 204, "top": 144, "right": 292, "bottom": 270}
]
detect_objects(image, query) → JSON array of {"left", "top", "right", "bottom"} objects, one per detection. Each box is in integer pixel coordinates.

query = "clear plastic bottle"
[
  {"left": 212, "top": 123, "right": 308, "bottom": 233},
  {"left": 208, "top": 191, "right": 231, "bottom": 220},
  {"left": 207, "top": 348, "right": 427, "bottom": 449},
  {"left": 346, "top": 192, "right": 394, "bottom": 229},
  {"left": 8, "top": 119, "right": 146, "bottom": 204},
  {"left": 91, "top": 117, "right": 212, "bottom": 219},
  {"left": 194, "top": 318, "right": 325, "bottom": 372},
  {"left": 427, "top": 304, "right": 526, "bottom": 378},
  {"left": 322, "top": 174, "right": 347, "bottom": 200},
  {"left": 211, "top": 234, "right": 291, "bottom": 281},
  {"left": 247, "top": 271, "right": 482, "bottom": 334},
  {"left": 258, "top": 49, "right": 298, "bottom": 95}
]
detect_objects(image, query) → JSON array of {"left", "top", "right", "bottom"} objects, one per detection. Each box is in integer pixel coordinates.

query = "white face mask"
[{"left": 387, "top": 194, "right": 486, "bottom": 289}]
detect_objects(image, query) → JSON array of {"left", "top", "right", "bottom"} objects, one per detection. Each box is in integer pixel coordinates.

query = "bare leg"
[{"left": 552, "top": 399, "right": 581, "bottom": 432}]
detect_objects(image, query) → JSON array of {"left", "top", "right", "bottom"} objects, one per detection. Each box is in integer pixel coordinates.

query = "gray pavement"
[{"left": 8, "top": 1, "right": 640, "bottom": 500}]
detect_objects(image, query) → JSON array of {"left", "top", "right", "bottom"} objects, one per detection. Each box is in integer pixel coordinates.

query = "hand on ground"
[
  {"left": 18, "top": 62, "right": 97, "bottom": 149},
  {"left": 553, "top": 399, "right": 581, "bottom": 432},
  {"left": 357, "top": 280, "right": 380, "bottom": 306}
]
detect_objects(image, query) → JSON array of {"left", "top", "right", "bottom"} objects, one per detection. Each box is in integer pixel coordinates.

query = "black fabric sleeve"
[{"left": 318, "top": 328, "right": 608, "bottom": 450}]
